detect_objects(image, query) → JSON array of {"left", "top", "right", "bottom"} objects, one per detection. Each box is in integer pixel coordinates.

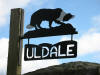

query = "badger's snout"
[{"left": 63, "top": 13, "right": 74, "bottom": 21}]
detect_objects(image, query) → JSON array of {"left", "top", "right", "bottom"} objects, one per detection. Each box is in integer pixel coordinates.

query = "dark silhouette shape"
[
  {"left": 26, "top": 8, "right": 74, "bottom": 30},
  {"left": 22, "top": 23, "right": 78, "bottom": 39}
]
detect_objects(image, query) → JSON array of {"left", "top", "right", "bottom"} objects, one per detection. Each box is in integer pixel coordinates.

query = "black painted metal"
[
  {"left": 26, "top": 8, "right": 74, "bottom": 30},
  {"left": 22, "top": 23, "right": 78, "bottom": 39},
  {"left": 22, "top": 8, "right": 78, "bottom": 61},
  {"left": 24, "top": 40, "right": 77, "bottom": 60}
]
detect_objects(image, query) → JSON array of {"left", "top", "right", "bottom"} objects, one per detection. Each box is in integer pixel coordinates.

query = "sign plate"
[{"left": 24, "top": 40, "right": 77, "bottom": 60}]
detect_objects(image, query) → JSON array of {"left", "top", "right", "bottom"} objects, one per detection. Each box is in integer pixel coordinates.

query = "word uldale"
[{"left": 24, "top": 41, "right": 77, "bottom": 60}]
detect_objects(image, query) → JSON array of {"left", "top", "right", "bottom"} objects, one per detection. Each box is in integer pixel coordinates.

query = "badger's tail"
[{"left": 26, "top": 24, "right": 34, "bottom": 29}]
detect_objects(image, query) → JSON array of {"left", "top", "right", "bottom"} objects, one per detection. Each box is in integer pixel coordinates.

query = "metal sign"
[
  {"left": 21, "top": 8, "right": 78, "bottom": 61},
  {"left": 24, "top": 41, "right": 77, "bottom": 60}
]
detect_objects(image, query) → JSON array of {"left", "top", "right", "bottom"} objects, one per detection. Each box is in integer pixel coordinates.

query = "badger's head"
[
  {"left": 56, "top": 8, "right": 74, "bottom": 22},
  {"left": 63, "top": 13, "right": 74, "bottom": 21}
]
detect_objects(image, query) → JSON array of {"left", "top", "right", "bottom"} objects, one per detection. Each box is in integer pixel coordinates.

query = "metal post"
[
  {"left": 7, "top": 8, "right": 24, "bottom": 75},
  {"left": 71, "top": 34, "right": 73, "bottom": 41}
]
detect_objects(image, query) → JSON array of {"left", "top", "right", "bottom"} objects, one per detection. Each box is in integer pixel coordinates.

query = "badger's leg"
[
  {"left": 34, "top": 25, "right": 38, "bottom": 30},
  {"left": 49, "top": 21, "right": 53, "bottom": 28},
  {"left": 54, "top": 20, "right": 65, "bottom": 25}
]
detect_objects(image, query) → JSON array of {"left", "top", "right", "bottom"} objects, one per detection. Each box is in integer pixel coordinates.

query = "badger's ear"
[
  {"left": 63, "top": 13, "right": 75, "bottom": 21},
  {"left": 56, "top": 8, "right": 62, "bottom": 10},
  {"left": 55, "top": 8, "right": 62, "bottom": 12}
]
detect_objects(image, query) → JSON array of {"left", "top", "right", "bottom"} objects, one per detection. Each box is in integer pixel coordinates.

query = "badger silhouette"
[{"left": 27, "top": 8, "right": 74, "bottom": 30}]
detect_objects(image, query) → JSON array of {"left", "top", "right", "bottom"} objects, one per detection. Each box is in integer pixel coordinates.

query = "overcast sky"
[{"left": 0, "top": 0, "right": 100, "bottom": 75}]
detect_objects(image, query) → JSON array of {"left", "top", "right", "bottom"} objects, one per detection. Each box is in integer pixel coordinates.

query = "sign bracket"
[
  {"left": 71, "top": 34, "right": 73, "bottom": 41},
  {"left": 28, "top": 38, "right": 30, "bottom": 45}
]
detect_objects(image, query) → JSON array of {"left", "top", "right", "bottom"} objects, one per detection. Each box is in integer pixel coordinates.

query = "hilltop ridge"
[{"left": 24, "top": 61, "right": 100, "bottom": 75}]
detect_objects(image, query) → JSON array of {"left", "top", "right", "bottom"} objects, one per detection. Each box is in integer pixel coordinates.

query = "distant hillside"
[{"left": 24, "top": 61, "right": 100, "bottom": 75}]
